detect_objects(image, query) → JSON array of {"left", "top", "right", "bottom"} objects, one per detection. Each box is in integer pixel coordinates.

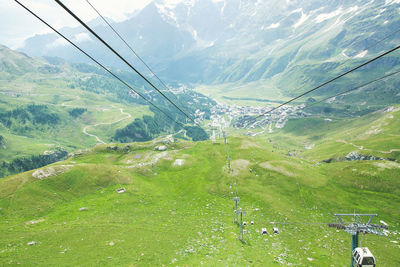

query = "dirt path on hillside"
[
  {"left": 82, "top": 108, "right": 131, "bottom": 144},
  {"left": 337, "top": 139, "right": 400, "bottom": 154},
  {"left": 61, "top": 95, "right": 81, "bottom": 107}
]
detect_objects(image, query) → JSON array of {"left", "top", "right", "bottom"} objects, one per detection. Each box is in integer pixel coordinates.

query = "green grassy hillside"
[
  {"left": 0, "top": 45, "right": 214, "bottom": 177},
  {"left": 1, "top": 105, "right": 399, "bottom": 266}
]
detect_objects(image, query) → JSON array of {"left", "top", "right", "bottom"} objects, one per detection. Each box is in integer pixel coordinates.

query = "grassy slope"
[
  {"left": 1, "top": 106, "right": 399, "bottom": 266},
  {"left": 0, "top": 68, "right": 151, "bottom": 164}
]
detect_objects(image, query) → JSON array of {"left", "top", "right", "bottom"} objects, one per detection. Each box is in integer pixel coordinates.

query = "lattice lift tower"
[{"left": 328, "top": 213, "right": 388, "bottom": 267}]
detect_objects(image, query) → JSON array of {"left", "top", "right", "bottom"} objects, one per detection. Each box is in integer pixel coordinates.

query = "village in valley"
[{"left": 207, "top": 101, "right": 307, "bottom": 136}]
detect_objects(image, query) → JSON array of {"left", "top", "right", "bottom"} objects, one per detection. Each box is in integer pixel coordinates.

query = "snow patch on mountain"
[
  {"left": 342, "top": 49, "right": 350, "bottom": 59},
  {"left": 156, "top": 0, "right": 195, "bottom": 10},
  {"left": 218, "top": 0, "right": 227, "bottom": 16},
  {"left": 321, "top": 6, "right": 362, "bottom": 33},
  {"left": 314, "top": 7, "right": 343, "bottom": 23},
  {"left": 293, "top": 10, "right": 309, "bottom": 29},
  {"left": 354, "top": 50, "right": 368, "bottom": 58},
  {"left": 290, "top": 8, "right": 303, "bottom": 14},
  {"left": 267, "top": 22, "right": 280, "bottom": 29},
  {"left": 385, "top": 0, "right": 400, "bottom": 5},
  {"left": 155, "top": 2, "right": 178, "bottom": 24},
  {"left": 183, "top": 24, "right": 214, "bottom": 48}
]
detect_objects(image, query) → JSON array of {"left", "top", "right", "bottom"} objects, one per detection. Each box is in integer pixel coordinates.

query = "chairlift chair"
[{"left": 261, "top": 228, "right": 267, "bottom": 235}]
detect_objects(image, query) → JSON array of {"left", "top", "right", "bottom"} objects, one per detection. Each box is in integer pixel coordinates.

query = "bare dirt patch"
[
  {"left": 173, "top": 159, "right": 185, "bottom": 166},
  {"left": 25, "top": 219, "right": 45, "bottom": 225},
  {"left": 32, "top": 165, "right": 73, "bottom": 179},
  {"left": 126, "top": 151, "right": 173, "bottom": 169},
  {"left": 228, "top": 159, "right": 250, "bottom": 176},
  {"left": 259, "top": 161, "right": 296, "bottom": 177},
  {"left": 240, "top": 140, "right": 261, "bottom": 149},
  {"left": 374, "top": 162, "right": 400, "bottom": 170}
]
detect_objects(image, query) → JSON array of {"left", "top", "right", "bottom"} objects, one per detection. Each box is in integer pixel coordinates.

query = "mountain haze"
[
  {"left": 21, "top": 0, "right": 400, "bottom": 95},
  {"left": 1, "top": 0, "right": 400, "bottom": 266}
]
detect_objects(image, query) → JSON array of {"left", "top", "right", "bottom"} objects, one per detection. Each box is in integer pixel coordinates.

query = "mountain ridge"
[{"left": 19, "top": 0, "right": 400, "bottom": 103}]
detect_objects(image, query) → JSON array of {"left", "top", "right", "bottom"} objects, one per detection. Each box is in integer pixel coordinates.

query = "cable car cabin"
[{"left": 352, "top": 247, "right": 375, "bottom": 267}]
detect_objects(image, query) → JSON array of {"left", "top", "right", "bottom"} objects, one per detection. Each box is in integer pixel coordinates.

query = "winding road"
[
  {"left": 337, "top": 139, "right": 400, "bottom": 154},
  {"left": 82, "top": 108, "right": 131, "bottom": 144}
]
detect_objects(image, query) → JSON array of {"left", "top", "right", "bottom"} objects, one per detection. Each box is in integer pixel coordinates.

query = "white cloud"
[
  {"left": 47, "top": 37, "right": 69, "bottom": 48},
  {"left": 73, "top": 33, "right": 92, "bottom": 43},
  {"left": 0, "top": 0, "right": 184, "bottom": 49}
]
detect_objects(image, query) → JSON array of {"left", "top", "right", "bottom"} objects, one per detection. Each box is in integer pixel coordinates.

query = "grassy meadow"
[{"left": 1, "top": 106, "right": 399, "bottom": 266}]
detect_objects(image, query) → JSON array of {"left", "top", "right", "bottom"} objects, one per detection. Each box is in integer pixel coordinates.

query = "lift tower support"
[{"left": 328, "top": 214, "right": 388, "bottom": 267}]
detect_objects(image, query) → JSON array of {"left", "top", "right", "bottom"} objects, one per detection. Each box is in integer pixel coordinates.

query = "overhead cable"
[
  {"left": 248, "top": 43, "right": 400, "bottom": 124},
  {"left": 85, "top": 0, "right": 192, "bottom": 115},
  {"left": 338, "top": 27, "right": 400, "bottom": 68},
  {"left": 304, "top": 69, "right": 400, "bottom": 110},
  {"left": 55, "top": 0, "right": 197, "bottom": 125},
  {"left": 14, "top": 0, "right": 185, "bottom": 128}
]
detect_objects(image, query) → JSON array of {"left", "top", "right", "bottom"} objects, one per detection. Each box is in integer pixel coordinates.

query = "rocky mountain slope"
[{"left": 21, "top": 0, "right": 400, "bottom": 94}]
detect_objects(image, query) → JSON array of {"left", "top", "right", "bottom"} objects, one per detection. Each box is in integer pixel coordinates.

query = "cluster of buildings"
[{"left": 208, "top": 102, "right": 306, "bottom": 132}]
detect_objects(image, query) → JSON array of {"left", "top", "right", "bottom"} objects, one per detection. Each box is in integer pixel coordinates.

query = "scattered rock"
[
  {"left": 345, "top": 151, "right": 383, "bottom": 161},
  {"left": 162, "top": 136, "right": 175, "bottom": 144},
  {"left": 307, "top": 257, "right": 314, "bottom": 262},
  {"left": 173, "top": 159, "right": 185, "bottom": 166},
  {"left": 79, "top": 207, "right": 88, "bottom": 211},
  {"left": 68, "top": 149, "right": 88, "bottom": 158},
  {"left": 154, "top": 145, "right": 167, "bottom": 151},
  {"left": 383, "top": 106, "right": 399, "bottom": 113},
  {"left": 32, "top": 165, "right": 73, "bottom": 179},
  {"left": 122, "top": 145, "right": 133, "bottom": 152},
  {"left": 375, "top": 162, "right": 400, "bottom": 169},
  {"left": 27, "top": 241, "right": 36, "bottom": 246},
  {"left": 116, "top": 188, "right": 126, "bottom": 194},
  {"left": 25, "top": 219, "right": 45, "bottom": 225},
  {"left": 305, "top": 144, "right": 315, "bottom": 150},
  {"left": 107, "top": 146, "right": 119, "bottom": 151}
]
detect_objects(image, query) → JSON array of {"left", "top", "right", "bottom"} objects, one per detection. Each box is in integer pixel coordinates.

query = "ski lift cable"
[
  {"left": 14, "top": 0, "right": 185, "bottom": 129},
  {"left": 248, "top": 44, "right": 400, "bottom": 124},
  {"left": 303, "top": 68, "right": 400, "bottom": 109},
  {"left": 84, "top": 0, "right": 194, "bottom": 117},
  {"left": 55, "top": 0, "right": 198, "bottom": 126},
  {"left": 336, "top": 27, "right": 400, "bottom": 70},
  {"left": 254, "top": 25, "right": 400, "bottom": 116}
]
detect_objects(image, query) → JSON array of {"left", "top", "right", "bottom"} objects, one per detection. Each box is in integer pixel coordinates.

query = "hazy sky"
[{"left": 0, "top": 0, "right": 184, "bottom": 49}]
